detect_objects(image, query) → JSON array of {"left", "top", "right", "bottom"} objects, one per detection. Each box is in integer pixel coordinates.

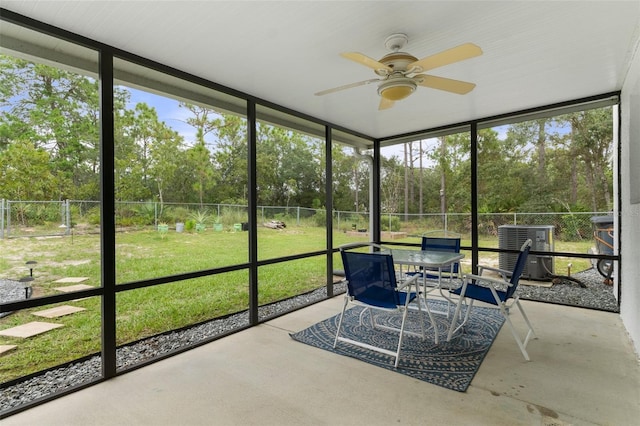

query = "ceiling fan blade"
[
  {"left": 414, "top": 74, "right": 476, "bottom": 94},
  {"left": 341, "top": 52, "right": 392, "bottom": 74},
  {"left": 408, "top": 43, "right": 482, "bottom": 73},
  {"left": 379, "top": 97, "right": 395, "bottom": 110},
  {"left": 315, "top": 78, "right": 380, "bottom": 96}
]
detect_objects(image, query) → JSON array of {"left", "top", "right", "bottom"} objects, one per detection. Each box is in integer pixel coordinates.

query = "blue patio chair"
[
  {"left": 420, "top": 235, "right": 462, "bottom": 280},
  {"left": 334, "top": 243, "right": 425, "bottom": 368},
  {"left": 446, "top": 239, "right": 536, "bottom": 361},
  {"left": 403, "top": 234, "right": 462, "bottom": 317}
]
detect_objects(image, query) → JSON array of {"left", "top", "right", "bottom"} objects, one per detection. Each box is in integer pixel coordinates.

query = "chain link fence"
[{"left": 0, "top": 198, "right": 608, "bottom": 243}]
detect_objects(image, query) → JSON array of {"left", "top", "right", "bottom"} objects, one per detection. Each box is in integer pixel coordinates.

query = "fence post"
[
  {"left": 514, "top": 212, "right": 517, "bottom": 225},
  {"left": 7, "top": 200, "right": 11, "bottom": 238},
  {"left": 65, "top": 199, "right": 71, "bottom": 235},
  {"left": 297, "top": 206, "right": 300, "bottom": 226},
  {"left": 0, "top": 199, "right": 4, "bottom": 239}
]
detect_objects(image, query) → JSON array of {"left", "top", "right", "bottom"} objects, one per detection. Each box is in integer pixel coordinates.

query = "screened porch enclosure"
[{"left": 0, "top": 4, "right": 633, "bottom": 420}]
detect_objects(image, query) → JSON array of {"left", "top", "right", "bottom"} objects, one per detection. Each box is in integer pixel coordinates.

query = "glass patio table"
[{"left": 382, "top": 248, "right": 465, "bottom": 319}]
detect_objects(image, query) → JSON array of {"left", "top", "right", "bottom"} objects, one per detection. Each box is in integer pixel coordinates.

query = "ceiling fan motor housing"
[{"left": 377, "top": 52, "right": 419, "bottom": 75}]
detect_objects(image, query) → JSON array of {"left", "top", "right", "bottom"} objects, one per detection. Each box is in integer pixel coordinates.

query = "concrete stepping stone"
[
  {"left": 53, "top": 277, "right": 89, "bottom": 283},
  {"left": 0, "top": 345, "right": 17, "bottom": 355},
  {"left": 0, "top": 321, "right": 63, "bottom": 338},
  {"left": 33, "top": 305, "right": 86, "bottom": 318},
  {"left": 53, "top": 284, "right": 94, "bottom": 293}
]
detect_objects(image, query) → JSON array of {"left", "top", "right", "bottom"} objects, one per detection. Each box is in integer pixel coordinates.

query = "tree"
[
  {"left": 565, "top": 108, "right": 613, "bottom": 211},
  {"left": 186, "top": 135, "right": 214, "bottom": 207},
  {"left": 256, "top": 123, "right": 322, "bottom": 208},
  {"left": 0, "top": 140, "right": 57, "bottom": 201},
  {"left": 380, "top": 154, "right": 404, "bottom": 213},
  {"left": 148, "top": 124, "right": 182, "bottom": 214},
  {"left": 0, "top": 55, "right": 101, "bottom": 200},
  {"left": 331, "top": 144, "right": 360, "bottom": 212},
  {"left": 211, "top": 114, "right": 248, "bottom": 203}
]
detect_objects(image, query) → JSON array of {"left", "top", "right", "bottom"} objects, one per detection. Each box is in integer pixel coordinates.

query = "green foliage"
[
  {"left": 84, "top": 206, "right": 102, "bottom": 225},
  {"left": 220, "top": 207, "right": 247, "bottom": 225},
  {"left": 166, "top": 206, "right": 190, "bottom": 223},
  {"left": 560, "top": 214, "right": 591, "bottom": 241},
  {"left": 189, "top": 209, "right": 210, "bottom": 224},
  {"left": 0, "top": 140, "right": 58, "bottom": 200},
  {"left": 313, "top": 209, "right": 326, "bottom": 227},
  {"left": 134, "top": 202, "right": 157, "bottom": 226},
  {"left": 0, "top": 53, "right": 615, "bottom": 225},
  {"left": 381, "top": 214, "right": 401, "bottom": 231},
  {"left": 184, "top": 219, "right": 196, "bottom": 232}
]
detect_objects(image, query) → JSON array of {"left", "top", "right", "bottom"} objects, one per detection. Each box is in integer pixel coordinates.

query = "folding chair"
[
  {"left": 405, "top": 233, "right": 462, "bottom": 317},
  {"left": 334, "top": 244, "right": 425, "bottom": 368},
  {"left": 446, "top": 239, "right": 537, "bottom": 361},
  {"left": 421, "top": 235, "right": 462, "bottom": 280}
]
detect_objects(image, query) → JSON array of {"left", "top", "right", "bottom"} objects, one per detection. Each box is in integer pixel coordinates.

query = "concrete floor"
[{"left": 3, "top": 297, "right": 639, "bottom": 426}]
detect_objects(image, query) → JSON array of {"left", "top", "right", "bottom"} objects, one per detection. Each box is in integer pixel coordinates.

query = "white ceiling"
[{"left": 2, "top": 1, "right": 639, "bottom": 140}]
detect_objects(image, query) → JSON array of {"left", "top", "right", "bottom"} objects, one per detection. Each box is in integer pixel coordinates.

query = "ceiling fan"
[{"left": 315, "top": 33, "right": 482, "bottom": 110}]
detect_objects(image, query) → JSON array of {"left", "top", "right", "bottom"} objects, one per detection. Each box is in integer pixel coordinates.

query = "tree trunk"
[
  {"left": 584, "top": 162, "right": 598, "bottom": 211},
  {"left": 536, "top": 119, "right": 547, "bottom": 182},
  {"left": 595, "top": 160, "right": 612, "bottom": 210},
  {"left": 404, "top": 143, "right": 409, "bottom": 221},
  {"left": 440, "top": 137, "right": 446, "bottom": 219},
  {"left": 353, "top": 166, "right": 359, "bottom": 212},
  {"left": 419, "top": 140, "right": 423, "bottom": 215},
  {"left": 570, "top": 127, "right": 578, "bottom": 204},
  {"left": 409, "top": 141, "right": 415, "bottom": 212}
]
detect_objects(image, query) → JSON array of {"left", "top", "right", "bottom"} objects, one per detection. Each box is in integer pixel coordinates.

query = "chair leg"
[
  {"left": 405, "top": 278, "right": 427, "bottom": 340},
  {"left": 515, "top": 300, "right": 537, "bottom": 348},
  {"left": 394, "top": 307, "right": 410, "bottom": 368},
  {"left": 502, "top": 314, "right": 530, "bottom": 361},
  {"left": 515, "top": 300, "right": 535, "bottom": 335},
  {"left": 333, "top": 296, "right": 349, "bottom": 349},
  {"left": 499, "top": 303, "right": 531, "bottom": 361},
  {"left": 447, "top": 298, "right": 473, "bottom": 341},
  {"left": 416, "top": 295, "right": 426, "bottom": 340},
  {"left": 422, "top": 293, "right": 438, "bottom": 344}
]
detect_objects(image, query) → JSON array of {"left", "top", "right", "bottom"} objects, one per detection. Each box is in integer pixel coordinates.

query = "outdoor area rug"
[{"left": 290, "top": 299, "right": 505, "bottom": 392}]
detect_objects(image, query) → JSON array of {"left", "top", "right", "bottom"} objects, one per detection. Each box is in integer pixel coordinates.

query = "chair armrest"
[
  {"left": 397, "top": 272, "right": 420, "bottom": 290},
  {"left": 477, "top": 265, "right": 511, "bottom": 280},
  {"left": 464, "top": 273, "right": 514, "bottom": 288}
]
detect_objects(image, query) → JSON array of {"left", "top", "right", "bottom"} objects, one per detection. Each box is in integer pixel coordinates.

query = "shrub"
[
  {"left": 221, "top": 207, "right": 248, "bottom": 225},
  {"left": 313, "top": 209, "right": 326, "bottom": 227},
  {"left": 185, "top": 219, "right": 196, "bottom": 232},
  {"left": 84, "top": 206, "right": 101, "bottom": 225},
  {"left": 381, "top": 214, "right": 401, "bottom": 231},
  {"left": 165, "top": 206, "right": 190, "bottom": 223},
  {"left": 133, "top": 202, "right": 157, "bottom": 226}
]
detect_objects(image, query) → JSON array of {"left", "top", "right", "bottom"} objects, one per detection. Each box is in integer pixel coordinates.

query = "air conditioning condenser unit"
[{"left": 498, "top": 225, "right": 554, "bottom": 280}]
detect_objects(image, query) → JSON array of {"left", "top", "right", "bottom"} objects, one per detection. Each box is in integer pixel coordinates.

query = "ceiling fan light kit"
[
  {"left": 316, "top": 33, "right": 482, "bottom": 110},
  {"left": 378, "top": 78, "right": 417, "bottom": 101}
]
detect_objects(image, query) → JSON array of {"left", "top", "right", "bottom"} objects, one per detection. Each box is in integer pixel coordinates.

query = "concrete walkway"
[{"left": 3, "top": 298, "right": 639, "bottom": 425}]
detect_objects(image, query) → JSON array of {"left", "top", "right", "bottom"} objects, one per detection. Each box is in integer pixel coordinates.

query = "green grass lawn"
[{"left": 0, "top": 226, "right": 593, "bottom": 383}]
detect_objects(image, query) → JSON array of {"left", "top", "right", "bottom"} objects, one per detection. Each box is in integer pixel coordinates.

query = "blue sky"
[{"left": 125, "top": 87, "right": 201, "bottom": 147}]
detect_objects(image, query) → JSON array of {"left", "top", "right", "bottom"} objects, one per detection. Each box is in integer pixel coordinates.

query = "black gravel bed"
[
  {"left": 0, "top": 270, "right": 617, "bottom": 412},
  {"left": 517, "top": 268, "right": 619, "bottom": 313}
]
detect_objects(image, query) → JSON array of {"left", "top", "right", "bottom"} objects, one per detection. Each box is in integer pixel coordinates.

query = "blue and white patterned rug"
[{"left": 290, "top": 299, "right": 504, "bottom": 392}]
